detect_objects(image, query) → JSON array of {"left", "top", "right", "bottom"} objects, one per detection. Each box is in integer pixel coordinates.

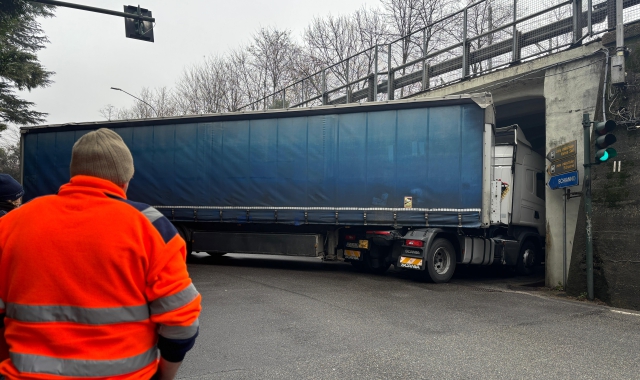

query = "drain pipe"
[{"left": 602, "top": 48, "right": 609, "bottom": 121}]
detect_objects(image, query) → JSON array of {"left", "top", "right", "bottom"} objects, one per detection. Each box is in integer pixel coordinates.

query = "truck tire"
[
  {"left": 364, "top": 245, "right": 391, "bottom": 275},
  {"left": 176, "top": 225, "right": 193, "bottom": 256},
  {"left": 426, "top": 238, "right": 457, "bottom": 283},
  {"left": 516, "top": 241, "right": 537, "bottom": 276},
  {"left": 364, "top": 254, "right": 391, "bottom": 275}
]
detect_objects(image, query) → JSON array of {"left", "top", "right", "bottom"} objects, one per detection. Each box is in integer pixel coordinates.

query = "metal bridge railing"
[{"left": 238, "top": 0, "right": 640, "bottom": 111}]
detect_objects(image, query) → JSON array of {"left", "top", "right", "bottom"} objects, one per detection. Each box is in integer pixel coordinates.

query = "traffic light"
[
  {"left": 594, "top": 120, "right": 617, "bottom": 163},
  {"left": 124, "top": 5, "right": 154, "bottom": 42}
]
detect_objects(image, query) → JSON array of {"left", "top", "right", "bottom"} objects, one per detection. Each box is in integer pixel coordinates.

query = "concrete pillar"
[{"left": 544, "top": 55, "right": 605, "bottom": 288}]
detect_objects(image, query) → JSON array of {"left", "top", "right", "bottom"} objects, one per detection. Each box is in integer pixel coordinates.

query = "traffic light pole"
[
  {"left": 582, "top": 112, "right": 594, "bottom": 301},
  {"left": 563, "top": 188, "right": 567, "bottom": 290},
  {"left": 29, "top": 0, "right": 155, "bottom": 22}
]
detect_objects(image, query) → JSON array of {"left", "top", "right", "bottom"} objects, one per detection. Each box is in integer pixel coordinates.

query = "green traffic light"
[
  {"left": 595, "top": 148, "right": 617, "bottom": 163},
  {"left": 594, "top": 120, "right": 618, "bottom": 163}
]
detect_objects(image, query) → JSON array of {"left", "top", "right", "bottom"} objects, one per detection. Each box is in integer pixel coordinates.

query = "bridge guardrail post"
[
  {"left": 346, "top": 58, "right": 351, "bottom": 104},
  {"left": 608, "top": 0, "right": 616, "bottom": 29},
  {"left": 488, "top": 5, "right": 494, "bottom": 70},
  {"left": 388, "top": 70, "right": 395, "bottom": 100},
  {"left": 373, "top": 45, "right": 378, "bottom": 101},
  {"left": 322, "top": 69, "right": 328, "bottom": 105},
  {"left": 573, "top": 0, "right": 584, "bottom": 44},
  {"left": 511, "top": 0, "right": 520, "bottom": 63},
  {"left": 422, "top": 64, "right": 430, "bottom": 91},
  {"left": 387, "top": 43, "right": 394, "bottom": 100},
  {"left": 367, "top": 75, "right": 375, "bottom": 102},
  {"left": 462, "top": 7, "right": 469, "bottom": 79},
  {"left": 422, "top": 30, "right": 429, "bottom": 90},
  {"left": 511, "top": 30, "right": 522, "bottom": 63},
  {"left": 588, "top": 0, "right": 593, "bottom": 36}
]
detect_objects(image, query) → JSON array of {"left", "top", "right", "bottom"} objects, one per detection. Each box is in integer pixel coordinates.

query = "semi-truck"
[{"left": 20, "top": 93, "right": 545, "bottom": 283}]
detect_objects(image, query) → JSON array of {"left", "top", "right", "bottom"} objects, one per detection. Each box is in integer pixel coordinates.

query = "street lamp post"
[{"left": 110, "top": 87, "right": 158, "bottom": 118}]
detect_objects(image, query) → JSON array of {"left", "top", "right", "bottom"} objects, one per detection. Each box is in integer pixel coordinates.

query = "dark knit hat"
[
  {"left": 70, "top": 128, "right": 134, "bottom": 186},
  {"left": 0, "top": 174, "right": 24, "bottom": 201}
]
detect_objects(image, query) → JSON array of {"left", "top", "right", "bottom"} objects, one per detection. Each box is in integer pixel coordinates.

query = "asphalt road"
[{"left": 179, "top": 253, "right": 640, "bottom": 380}]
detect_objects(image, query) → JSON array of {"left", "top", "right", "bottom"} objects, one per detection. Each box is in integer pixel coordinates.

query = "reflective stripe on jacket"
[{"left": 0, "top": 176, "right": 201, "bottom": 379}]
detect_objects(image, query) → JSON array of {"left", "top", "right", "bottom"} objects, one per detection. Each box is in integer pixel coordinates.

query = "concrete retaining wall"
[{"left": 567, "top": 26, "right": 640, "bottom": 309}]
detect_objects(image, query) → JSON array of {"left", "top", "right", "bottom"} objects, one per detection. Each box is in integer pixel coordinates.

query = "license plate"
[
  {"left": 399, "top": 256, "right": 423, "bottom": 269},
  {"left": 345, "top": 250, "right": 361, "bottom": 260}
]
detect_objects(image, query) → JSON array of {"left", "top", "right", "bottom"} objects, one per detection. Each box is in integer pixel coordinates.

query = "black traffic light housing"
[
  {"left": 594, "top": 120, "right": 617, "bottom": 163},
  {"left": 124, "top": 5, "right": 154, "bottom": 42}
]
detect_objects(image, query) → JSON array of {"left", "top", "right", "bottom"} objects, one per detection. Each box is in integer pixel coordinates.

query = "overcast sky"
[{"left": 19, "top": 0, "right": 378, "bottom": 126}]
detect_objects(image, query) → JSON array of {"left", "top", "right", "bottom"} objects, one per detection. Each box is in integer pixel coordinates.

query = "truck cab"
[
  {"left": 343, "top": 124, "right": 546, "bottom": 282},
  {"left": 494, "top": 125, "right": 546, "bottom": 237}
]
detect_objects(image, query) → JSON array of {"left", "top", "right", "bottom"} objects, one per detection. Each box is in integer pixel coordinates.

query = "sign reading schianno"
[
  {"left": 546, "top": 140, "right": 577, "bottom": 162},
  {"left": 548, "top": 171, "right": 579, "bottom": 190}
]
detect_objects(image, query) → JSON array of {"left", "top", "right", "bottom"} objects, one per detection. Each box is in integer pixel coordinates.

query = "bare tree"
[
  {"left": 304, "top": 13, "right": 360, "bottom": 96},
  {"left": 104, "top": 87, "right": 177, "bottom": 120},
  {"left": 381, "top": 0, "right": 457, "bottom": 96},
  {"left": 99, "top": 104, "right": 117, "bottom": 121},
  {"left": 223, "top": 49, "right": 250, "bottom": 112},
  {"left": 444, "top": 0, "right": 512, "bottom": 76},
  {"left": 248, "top": 27, "right": 300, "bottom": 104},
  {"left": 174, "top": 56, "right": 227, "bottom": 115},
  {"left": 0, "top": 126, "right": 21, "bottom": 180},
  {"left": 303, "top": 6, "right": 389, "bottom": 102},
  {"left": 103, "top": 0, "right": 525, "bottom": 116},
  {"left": 526, "top": 0, "right": 573, "bottom": 56},
  {"left": 228, "top": 47, "right": 270, "bottom": 109}
]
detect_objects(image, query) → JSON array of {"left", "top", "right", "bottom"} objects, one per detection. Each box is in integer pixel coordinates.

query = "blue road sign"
[{"left": 548, "top": 171, "right": 579, "bottom": 190}]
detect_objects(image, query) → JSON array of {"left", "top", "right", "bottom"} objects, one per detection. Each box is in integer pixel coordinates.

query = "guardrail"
[{"left": 239, "top": 0, "right": 640, "bottom": 111}]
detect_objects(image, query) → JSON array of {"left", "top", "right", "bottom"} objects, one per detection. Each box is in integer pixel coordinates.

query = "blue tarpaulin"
[{"left": 22, "top": 101, "right": 486, "bottom": 227}]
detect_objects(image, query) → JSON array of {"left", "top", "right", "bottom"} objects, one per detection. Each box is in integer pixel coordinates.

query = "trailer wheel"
[
  {"left": 426, "top": 238, "right": 457, "bottom": 283},
  {"left": 516, "top": 241, "right": 537, "bottom": 276}
]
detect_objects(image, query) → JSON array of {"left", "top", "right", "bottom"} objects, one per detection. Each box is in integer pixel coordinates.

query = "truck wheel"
[
  {"left": 176, "top": 225, "right": 193, "bottom": 256},
  {"left": 426, "top": 238, "right": 457, "bottom": 283},
  {"left": 364, "top": 245, "right": 391, "bottom": 275},
  {"left": 365, "top": 255, "right": 391, "bottom": 275},
  {"left": 516, "top": 241, "right": 537, "bottom": 276}
]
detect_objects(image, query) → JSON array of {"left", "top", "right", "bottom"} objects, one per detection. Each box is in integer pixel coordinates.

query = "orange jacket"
[{"left": 0, "top": 176, "right": 201, "bottom": 379}]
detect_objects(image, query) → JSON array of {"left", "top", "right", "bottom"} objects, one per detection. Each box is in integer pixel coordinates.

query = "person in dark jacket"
[
  {"left": 0, "top": 174, "right": 23, "bottom": 362},
  {"left": 0, "top": 174, "right": 23, "bottom": 218}
]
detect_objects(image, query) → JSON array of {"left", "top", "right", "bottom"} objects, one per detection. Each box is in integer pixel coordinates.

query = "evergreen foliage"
[{"left": 0, "top": 0, "right": 55, "bottom": 131}]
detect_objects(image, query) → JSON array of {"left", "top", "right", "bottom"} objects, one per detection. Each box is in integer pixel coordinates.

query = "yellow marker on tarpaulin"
[{"left": 404, "top": 196, "right": 412, "bottom": 208}]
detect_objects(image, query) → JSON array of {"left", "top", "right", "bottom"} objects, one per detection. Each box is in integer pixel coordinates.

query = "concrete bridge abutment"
[{"left": 413, "top": 42, "right": 607, "bottom": 290}]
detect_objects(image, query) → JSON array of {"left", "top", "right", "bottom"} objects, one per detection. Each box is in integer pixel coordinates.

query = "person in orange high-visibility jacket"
[{"left": 0, "top": 128, "right": 201, "bottom": 380}]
